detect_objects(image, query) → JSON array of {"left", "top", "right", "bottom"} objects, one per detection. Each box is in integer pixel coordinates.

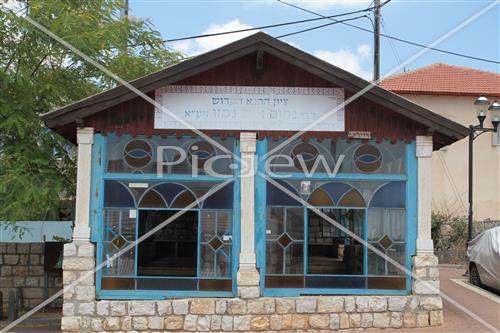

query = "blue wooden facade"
[{"left": 88, "top": 133, "right": 417, "bottom": 299}]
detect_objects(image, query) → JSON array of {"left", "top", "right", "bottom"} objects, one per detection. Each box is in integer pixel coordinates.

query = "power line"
[
  {"left": 277, "top": 0, "right": 500, "bottom": 65},
  {"left": 380, "top": 0, "right": 393, "bottom": 8},
  {"left": 164, "top": 3, "right": 381, "bottom": 43},
  {"left": 381, "top": 14, "right": 404, "bottom": 70},
  {"left": 276, "top": 15, "right": 369, "bottom": 39}
]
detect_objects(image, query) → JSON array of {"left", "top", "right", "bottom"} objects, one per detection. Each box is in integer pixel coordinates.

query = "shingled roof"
[{"left": 381, "top": 63, "right": 500, "bottom": 97}]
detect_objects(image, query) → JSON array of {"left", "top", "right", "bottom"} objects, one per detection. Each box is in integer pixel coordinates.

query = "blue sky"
[{"left": 129, "top": 0, "right": 499, "bottom": 79}]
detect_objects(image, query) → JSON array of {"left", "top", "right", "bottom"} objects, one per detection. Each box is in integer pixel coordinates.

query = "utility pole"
[
  {"left": 120, "top": 0, "right": 129, "bottom": 53},
  {"left": 373, "top": 0, "right": 381, "bottom": 82},
  {"left": 120, "top": 0, "right": 129, "bottom": 18}
]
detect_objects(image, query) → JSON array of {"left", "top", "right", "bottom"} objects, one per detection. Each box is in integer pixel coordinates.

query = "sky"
[{"left": 127, "top": 0, "right": 499, "bottom": 80}]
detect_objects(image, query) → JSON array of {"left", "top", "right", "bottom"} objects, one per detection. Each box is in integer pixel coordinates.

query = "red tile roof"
[{"left": 381, "top": 63, "right": 500, "bottom": 97}]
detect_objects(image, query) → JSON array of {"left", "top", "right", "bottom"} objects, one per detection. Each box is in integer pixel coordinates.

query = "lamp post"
[{"left": 467, "top": 97, "right": 500, "bottom": 243}]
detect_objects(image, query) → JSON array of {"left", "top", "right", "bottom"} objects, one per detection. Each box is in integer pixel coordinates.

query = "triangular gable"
[{"left": 41, "top": 32, "right": 467, "bottom": 148}]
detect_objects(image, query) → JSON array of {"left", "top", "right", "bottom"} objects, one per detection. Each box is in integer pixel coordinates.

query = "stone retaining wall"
[
  {"left": 61, "top": 295, "right": 443, "bottom": 332},
  {"left": 0, "top": 243, "right": 62, "bottom": 311}
]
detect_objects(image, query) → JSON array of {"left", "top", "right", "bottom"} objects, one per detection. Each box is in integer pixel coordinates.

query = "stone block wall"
[
  {"left": 61, "top": 244, "right": 444, "bottom": 332},
  {"left": 61, "top": 295, "right": 443, "bottom": 332},
  {"left": 0, "top": 243, "right": 62, "bottom": 311}
]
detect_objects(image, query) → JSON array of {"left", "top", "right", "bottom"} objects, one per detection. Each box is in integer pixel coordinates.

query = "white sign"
[
  {"left": 348, "top": 131, "right": 371, "bottom": 139},
  {"left": 154, "top": 85, "right": 344, "bottom": 132}
]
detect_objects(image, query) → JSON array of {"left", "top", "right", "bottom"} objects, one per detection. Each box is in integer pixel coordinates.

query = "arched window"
[
  {"left": 369, "top": 182, "right": 405, "bottom": 208},
  {"left": 104, "top": 181, "right": 135, "bottom": 207}
]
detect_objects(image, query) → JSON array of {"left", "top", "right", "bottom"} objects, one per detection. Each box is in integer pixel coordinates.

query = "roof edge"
[{"left": 41, "top": 32, "right": 468, "bottom": 142}]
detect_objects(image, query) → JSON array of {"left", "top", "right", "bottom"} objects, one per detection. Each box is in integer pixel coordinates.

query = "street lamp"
[{"left": 467, "top": 97, "right": 500, "bottom": 243}]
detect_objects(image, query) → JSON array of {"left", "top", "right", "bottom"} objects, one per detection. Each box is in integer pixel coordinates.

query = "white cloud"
[
  {"left": 356, "top": 44, "right": 371, "bottom": 59},
  {"left": 314, "top": 44, "right": 372, "bottom": 79},
  {"left": 172, "top": 19, "right": 258, "bottom": 57},
  {"left": 293, "top": 0, "right": 372, "bottom": 10},
  {"left": 170, "top": 40, "right": 192, "bottom": 55}
]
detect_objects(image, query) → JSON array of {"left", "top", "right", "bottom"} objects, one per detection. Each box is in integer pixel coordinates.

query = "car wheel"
[{"left": 469, "top": 263, "right": 481, "bottom": 286}]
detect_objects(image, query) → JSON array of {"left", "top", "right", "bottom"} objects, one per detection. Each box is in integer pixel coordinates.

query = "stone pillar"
[
  {"left": 73, "top": 127, "right": 94, "bottom": 242},
  {"left": 413, "top": 136, "right": 441, "bottom": 322},
  {"left": 237, "top": 132, "right": 260, "bottom": 299},
  {"left": 415, "top": 136, "right": 434, "bottom": 256},
  {"left": 61, "top": 127, "right": 97, "bottom": 332}
]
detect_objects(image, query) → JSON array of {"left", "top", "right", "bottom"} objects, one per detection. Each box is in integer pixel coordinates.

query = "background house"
[{"left": 382, "top": 64, "right": 500, "bottom": 222}]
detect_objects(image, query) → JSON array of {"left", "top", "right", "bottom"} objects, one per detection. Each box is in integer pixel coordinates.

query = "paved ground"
[
  {"left": 384, "top": 267, "right": 500, "bottom": 333},
  {"left": 0, "top": 309, "right": 60, "bottom": 333},
  {"left": 2, "top": 267, "right": 499, "bottom": 333}
]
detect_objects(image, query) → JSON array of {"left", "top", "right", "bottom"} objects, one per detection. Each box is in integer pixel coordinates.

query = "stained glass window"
[
  {"left": 104, "top": 181, "right": 136, "bottom": 207},
  {"left": 367, "top": 208, "right": 406, "bottom": 276},
  {"left": 266, "top": 180, "right": 302, "bottom": 206},
  {"left": 100, "top": 133, "right": 238, "bottom": 295},
  {"left": 337, "top": 140, "right": 405, "bottom": 174},
  {"left": 353, "top": 144, "right": 382, "bottom": 172},
  {"left": 200, "top": 210, "right": 233, "bottom": 278},
  {"left": 308, "top": 189, "right": 334, "bottom": 206},
  {"left": 138, "top": 190, "right": 167, "bottom": 208},
  {"left": 369, "top": 182, "right": 406, "bottom": 208},
  {"left": 266, "top": 138, "right": 405, "bottom": 175},
  {"left": 102, "top": 209, "right": 136, "bottom": 277},
  {"left": 338, "top": 189, "right": 365, "bottom": 207},
  {"left": 170, "top": 190, "right": 198, "bottom": 208},
  {"left": 106, "top": 134, "right": 235, "bottom": 175},
  {"left": 101, "top": 174, "right": 235, "bottom": 293},
  {"left": 266, "top": 207, "right": 304, "bottom": 276},
  {"left": 264, "top": 138, "right": 409, "bottom": 292}
]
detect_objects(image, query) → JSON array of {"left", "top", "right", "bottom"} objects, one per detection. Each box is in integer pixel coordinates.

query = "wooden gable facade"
[{"left": 42, "top": 32, "right": 467, "bottom": 148}]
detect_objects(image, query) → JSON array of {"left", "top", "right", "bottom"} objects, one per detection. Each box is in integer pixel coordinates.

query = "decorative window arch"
[{"left": 307, "top": 182, "right": 366, "bottom": 207}]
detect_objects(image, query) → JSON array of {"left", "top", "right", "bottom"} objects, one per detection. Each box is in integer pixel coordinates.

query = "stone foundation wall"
[
  {"left": 62, "top": 241, "right": 443, "bottom": 332},
  {"left": 0, "top": 243, "right": 62, "bottom": 311},
  {"left": 61, "top": 295, "right": 443, "bottom": 332}
]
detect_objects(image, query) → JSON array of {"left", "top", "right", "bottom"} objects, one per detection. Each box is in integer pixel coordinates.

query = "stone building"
[
  {"left": 382, "top": 64, "right": 500, "bottom": 221},
  {"left": 40, "top": 33, "right": 467, "bottom": 332}
]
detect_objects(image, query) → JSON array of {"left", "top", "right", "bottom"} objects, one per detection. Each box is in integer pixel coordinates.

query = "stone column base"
[
  {"left": 61, "top": 241, "right": 96, "bottom": 332},
  {"left": 236, "top": 267, "right": 260, "bottom": 299},
  {"left": 411, "top": 254, "right": 443, "bottom": 327},
  {"left": 412, "top": 255, "right": 440, "bottom": 295}
]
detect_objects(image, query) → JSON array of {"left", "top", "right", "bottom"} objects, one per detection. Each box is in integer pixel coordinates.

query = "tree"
[{"left": 0, "top": 1, "right": 182, "bottom": 220}]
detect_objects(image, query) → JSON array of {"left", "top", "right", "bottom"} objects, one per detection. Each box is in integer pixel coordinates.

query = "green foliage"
[
  {"left": 0, "top": 1, "right": 182, "bottom": 221},
  {"left": 431, "top": 212, "right": 468, "bottom": 250}
]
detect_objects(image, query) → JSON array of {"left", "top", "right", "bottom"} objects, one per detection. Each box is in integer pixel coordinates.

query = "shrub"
[{"left": 431, "top": 212, "right": 468, "bottom": 250}]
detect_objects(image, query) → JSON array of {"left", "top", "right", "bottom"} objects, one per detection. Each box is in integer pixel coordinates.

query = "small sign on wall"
[
  {"left": 154, "top": 85, "right": 345, "bottom": 132},
  {"left": 348, "top": 131, "right": 371, "bottom": 139}
]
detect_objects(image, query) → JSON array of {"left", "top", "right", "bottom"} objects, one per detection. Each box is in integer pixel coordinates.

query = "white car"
[{"left": 467, "top": 226, "right": 500, "bottom": 291}]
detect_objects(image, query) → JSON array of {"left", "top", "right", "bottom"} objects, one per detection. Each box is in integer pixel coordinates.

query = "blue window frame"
[
  {"left": 256, "top": 138, "right": 417, "bottom": 296},
  {"left": 90, "top": 134, "right": 240, "bottom": 299}
]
